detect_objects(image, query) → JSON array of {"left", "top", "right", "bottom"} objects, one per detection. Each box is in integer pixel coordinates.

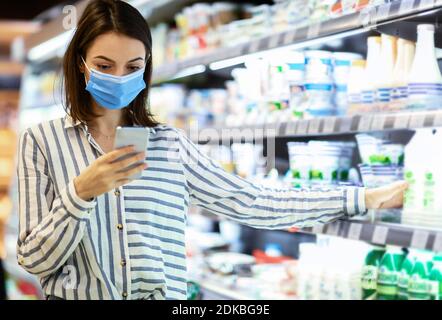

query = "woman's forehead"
[{"left": 87, "top": 32, "right": 146, "bottom": 62}]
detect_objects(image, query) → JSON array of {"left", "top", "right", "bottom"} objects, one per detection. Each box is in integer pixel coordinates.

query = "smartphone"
[{"left": 113, "top": 126, "right": 149, "bottom": 180}]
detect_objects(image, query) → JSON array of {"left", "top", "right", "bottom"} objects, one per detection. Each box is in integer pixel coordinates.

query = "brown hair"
[{"left": 62, "top": 0, "right": 159, "bottom": 127}]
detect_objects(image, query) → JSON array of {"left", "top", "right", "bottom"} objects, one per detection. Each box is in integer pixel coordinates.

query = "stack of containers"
[
  {"left": 333, "top": 52, "right": 364, "bottom": 115},
  {"left": 287, "top": 140, "right": 356, "bottom": 188},
  {"left": 287, "top": 142, "right": 311, "bottom": 188},
  {"left": 309, "top": 141, "right": 356, "bottom": 185},
  {"left": 303, "top": 50, "right": 335, "bottom": 117},
  {"left": 356, "top": 133, "right": 405, "bottom": 221},
  {"left": 286, "top": 51, "right": 307, "bottom": 119}
]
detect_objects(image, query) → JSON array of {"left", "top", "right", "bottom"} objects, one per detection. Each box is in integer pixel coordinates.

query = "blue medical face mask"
[{"left": 81, "top": 56, "right": 146, "bottom": 110}]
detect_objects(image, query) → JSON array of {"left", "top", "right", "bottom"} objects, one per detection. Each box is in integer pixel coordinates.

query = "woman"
[{"left": 16, "top": 0, "right": 407, "bottom": 300}]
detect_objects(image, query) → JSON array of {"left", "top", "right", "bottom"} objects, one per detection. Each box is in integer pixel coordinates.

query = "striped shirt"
[{"left": 16, "top": 115, "right": 366, "bottom": 300}]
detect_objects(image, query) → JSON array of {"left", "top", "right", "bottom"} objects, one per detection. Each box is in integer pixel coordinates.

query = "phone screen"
[{"left": 113, "top": 126, "right": 150, "bottom": 180}]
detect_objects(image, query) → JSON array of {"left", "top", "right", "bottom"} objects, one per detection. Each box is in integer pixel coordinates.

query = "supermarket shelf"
[
  {"left": 302, "top": 216, "right": 442, "bottom": 252},
  {"left": 195, "top": 208, "right": 442, "bottom": 251},
  {"left": 22, "top": 0, "right": 194, "bottom": 63},
  {"left": 191, "top": 110, "right": 442, "bottom": 143},
  {"left": 198, "top": 281, "right": 256, "bottom": 300},
  {"left": 152, "top": 0, "right": 442, "bottom": 83}
]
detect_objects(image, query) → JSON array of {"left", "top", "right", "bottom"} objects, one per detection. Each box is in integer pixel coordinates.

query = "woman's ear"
[{"left": 79, "top": 56, "right": 85, "bottom": 74}]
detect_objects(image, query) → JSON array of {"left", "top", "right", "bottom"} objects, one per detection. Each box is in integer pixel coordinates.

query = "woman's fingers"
[
  {"left": 115, "top": 162, "right": 147, "bottom": 180},
  {"left": 111, "top": 151, "right": 145, "bottom": 171},
  {"left": 101, "top": 145, "right": 135, "bottom": 163}
]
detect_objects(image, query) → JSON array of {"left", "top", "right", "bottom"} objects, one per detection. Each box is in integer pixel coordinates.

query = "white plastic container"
[
  {"left": 333, "top": 52, "right": 364, "bottom": 115},
  {"left": 286, "top": 51, "right": 306, "bottom": 119},
  {"left": 361, "top": 36, "right": 381, "bottom": 112},
  {"left": 347, "top": 59, "right": 366, "bottom": 114},
  {"left": 403, "top": 129, "right": 434, "bottom": 218},
  {"left": 287, "top": 142, "right": 311, "bottom": 187},
  {"left": 304, "top": 50, "right": 335, "bottom": 116},
  {"left": 391, "top": 39, "right": 415, "bottom": 111},
  {"left": 376, "top": 34, "right": 397, "bottom": 111},
  {"left": 407, "top": 24, "right": 442, "bottom": 110}
]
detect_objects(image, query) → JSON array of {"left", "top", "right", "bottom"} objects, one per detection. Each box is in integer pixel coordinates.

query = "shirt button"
[
  {"left": 122, "top": 292, "right": 128, "bottom": 299},
  {"left": 114, "top": 189, "right": 120, "bottom": 197},
  {"left": 117, "top": 224, "right": 123, "bottom": 230},
  {"left": 120, "top": 259, "right": 126, "bottom": 267}
]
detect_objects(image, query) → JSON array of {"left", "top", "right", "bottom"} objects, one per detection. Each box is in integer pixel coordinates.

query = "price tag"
[
  {"left": 308, "top": 118, "right": 321, "bottom": 134},
  {"left": 327, "top": 222, "right": 340, "bottom": 236},
  {"left": 285, "top": 121, "right": 297, "bottom": 135},
  {"left": 231, "top": 45, "right": 244, "bottom": 58},
  {"left": 307, "top": 22, "right": 321, "bottom": 39},
  {"left": 394, "top": 114, "right": 410, "bottom": 129},
  {"left": 433, "top": 111, "right": 442, "bottom": 127},
  {"left": 359, "top": 6, "right": 376, "bottom": 28},
  {"left": 323, "top": 117, "right": 336, "bottom": 133},
  {"left": 296, "top": 120, "right": 309, "bottom": 135},
  {"left": 371, "top": 115, "right": 387, "bottom": 131},
  {"left": 372, "top": 225, "right": 388, "bottom": 245},
  {"left": 399, "top": 0, "right": 416, "bottom": 14},
  {"left": 375, "top": 2, "right": 392, "bottom": 22},
  {"left": 411, "top": 230, "right": 430, "bottom": 249},
  {"left": 312, "top": 223, "right": 325, "bottom": 234},
  {"left": 433, "top": 233, "right": 442, "bottom": 252},
  {"left": 409, "top": 113, "right": 426, "bottom": 128},
  {"left": 348, "top": 223, "right": 363, "bottom": 241},
  {"left": 358, "top": 115, "right": 373, "bottom": 132},
  {"left": 268, "top": 33, "right": 281, "bottom": 48},
  {"left": 283, "top": 30, "right": 297, "bottom": 45},
  {"left": 419, "top": 0, "right": 435, "bottom": 9},
  {"left": 249, "top": 40, "right": 260, "bottom": 53}
]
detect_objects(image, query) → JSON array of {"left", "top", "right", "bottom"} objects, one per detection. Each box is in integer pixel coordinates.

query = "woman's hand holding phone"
[{"left": 74, "top": 146, "right": 147, "bottom": 201}]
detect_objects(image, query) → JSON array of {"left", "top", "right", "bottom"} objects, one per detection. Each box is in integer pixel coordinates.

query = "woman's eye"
[
  {"left": 128, "top": 66, "right": 142, "bottom": 72},
  {"left": 97, "top": 65, "right": 111, "bottom": 71}
]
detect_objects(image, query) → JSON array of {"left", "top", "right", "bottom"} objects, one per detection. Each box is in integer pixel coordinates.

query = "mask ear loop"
[{"left": 81, "top": 56, "right": 91, "bottom": 86}]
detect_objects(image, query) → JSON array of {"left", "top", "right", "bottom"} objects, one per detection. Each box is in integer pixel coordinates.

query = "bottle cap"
[
  {"left": 417, "top": 24, "right": 435, "bottom": 32},
  {"left": 368, "top": 36, "right": 381, "bottom": 43},
  {"left": 352, "top": 59, "right": 366, "bottom": 67}
]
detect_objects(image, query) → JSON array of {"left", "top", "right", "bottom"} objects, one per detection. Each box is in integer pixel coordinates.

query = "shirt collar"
[
  {"left": 64, "top": 114, "right": 82, "bottom": 129},
  {"left": 63, "top": 114, "right": 156, "bottom": 134}
]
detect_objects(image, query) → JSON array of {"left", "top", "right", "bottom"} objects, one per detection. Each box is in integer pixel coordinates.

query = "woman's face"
[{"left": 82, "top": 31, "right": 146, "bottom": 79}]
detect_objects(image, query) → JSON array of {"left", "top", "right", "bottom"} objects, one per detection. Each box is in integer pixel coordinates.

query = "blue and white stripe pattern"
[{"left": 16, "top": 115, "right": 366, "bottom": 300}]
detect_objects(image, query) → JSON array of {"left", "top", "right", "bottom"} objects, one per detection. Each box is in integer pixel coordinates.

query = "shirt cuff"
[
  {"left": 60, "top": 180, "right": 97, "bottom": 221},
  {"left": 343, "top": 187, "right": 367, "bottom": 217}
]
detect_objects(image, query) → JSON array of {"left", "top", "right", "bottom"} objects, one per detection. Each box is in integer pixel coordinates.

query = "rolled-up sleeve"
[
  {"left": 16, "top": 129, "right": 96, "bottom": 277},
  {"left": 178, "top": 130, "right": 366, "bottom": 229}
]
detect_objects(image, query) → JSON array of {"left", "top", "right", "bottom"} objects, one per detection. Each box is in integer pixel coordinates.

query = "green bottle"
[
  {"left": 397, "top": 250, "right": 416, "bottom": 300},
  {"left": 407, "top": 250, "right": 433, "bottom": 300},
  {"left": 361, "top": 245, "right": 385, "bottom": 300},
  {"left": 377, "top": 246, "right": 405, "bottom": 300},
  {"left": 429, "top": 254, "right": 442, "bottom": 300}
]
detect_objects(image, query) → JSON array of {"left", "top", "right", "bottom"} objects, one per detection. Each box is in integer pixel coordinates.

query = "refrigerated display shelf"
[
  {"left": 191, "top": 110, "right": 442, "bottom": 143},
  {"left": 152, "top": 0, "right": 442, "bottom": 83},
  {"left": 303, "top": 217, "right": 442, "bottom": 252},
  {"left": 197, "top": 281, "right": 256, "bottom": 300},
  {"left": 195, "top": 208, "right": 442, "bottom": 252}
]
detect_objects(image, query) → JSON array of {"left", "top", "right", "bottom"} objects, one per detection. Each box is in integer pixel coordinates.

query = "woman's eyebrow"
[
  {"left": 128, "top": 57, "right": 144, "bottom": 63},
  {"left": 93, "top": 55, "right": 115, "bottom": 62}
]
